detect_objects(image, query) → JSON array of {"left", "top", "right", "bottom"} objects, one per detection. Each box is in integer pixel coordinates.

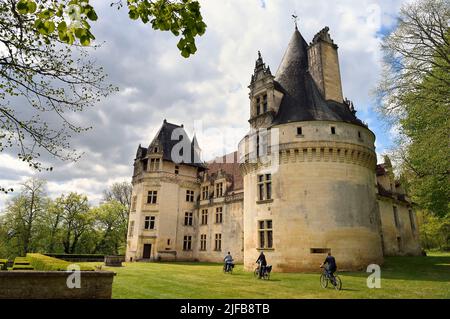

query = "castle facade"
[{"left": 125, "top": 26, "right": 422, "bottom": 271}]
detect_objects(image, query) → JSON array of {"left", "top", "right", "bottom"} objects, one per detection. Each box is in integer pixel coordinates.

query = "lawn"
[{"left": 89, "top": 252, "right": 450, "bottom": 299}]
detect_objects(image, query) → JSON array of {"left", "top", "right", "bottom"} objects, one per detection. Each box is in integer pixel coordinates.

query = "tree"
[
  {"left": 54, "top": 192, "right": 92, "bottom": 253},
  {"left": 12, "top": 0, "right": 206, "bottom": 57},
  {"left": 0, "top": 0, "right": 116, "bottom": 192},
  {"left": 103, "top": 181, "right": 132, "bottom": 241},
  {"left": 91, "top": 200, "right": 128, "bottom": 254},
  {"left": 0, "top": 178, "right": 48, "bottom": 256},
  {"left": 1, "top": 0, "right": 206, "bottom": 193},
  {"left": 377, "top": 0, "right": 450, "bottom": 118},
  {"left": 376, "top": 0, "right": 450, "bottom": 217},
  {"left": 103, "top": 182, "right": 132, "bottom": 209}
]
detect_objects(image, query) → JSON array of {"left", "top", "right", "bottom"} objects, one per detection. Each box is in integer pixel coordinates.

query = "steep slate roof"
[
  {"left": 272, "top": 28, "right": 365, "bottom": 127},
  {"left": 148, "top": 120, "right": 206, "bottom": 169}
]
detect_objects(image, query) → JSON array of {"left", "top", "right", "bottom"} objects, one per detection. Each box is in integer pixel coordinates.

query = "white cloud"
[{"left": 0, "top": 0, "right": 410, "bottom": 208}]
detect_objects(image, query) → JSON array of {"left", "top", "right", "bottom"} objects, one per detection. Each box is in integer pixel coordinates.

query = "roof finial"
[{"left": 292, "top": 12, "right": 299, "bottom": 30}]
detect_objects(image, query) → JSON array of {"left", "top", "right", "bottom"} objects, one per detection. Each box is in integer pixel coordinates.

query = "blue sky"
[{"left": 0, "top": 0, "right": 409, "bottom": 208}]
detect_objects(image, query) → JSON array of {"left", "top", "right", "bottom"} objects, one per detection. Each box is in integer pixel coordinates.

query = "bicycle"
[
  {"left": 254, "top": 264, "right": 272, "bottom": 280},
  {"left": 223, "top": 262, "right": 234, "bottom": 274},
  {"left": 320, "top": 267, "right": 342, "bottom": 290}
]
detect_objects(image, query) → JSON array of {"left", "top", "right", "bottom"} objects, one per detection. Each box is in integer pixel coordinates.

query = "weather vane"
[{"left": 292, "top": 12, "right": 299, "bottom": 29}]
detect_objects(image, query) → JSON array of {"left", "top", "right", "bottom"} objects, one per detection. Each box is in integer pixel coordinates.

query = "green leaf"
[
  {"left": 57, "top": 21, "right": 67, "bottom": 32},
  {"left": 86, "top": 8, "right": 98, "bottom": 21},
  {"left": 27, "top": 0, "right": 37, "bottom": 14},
  {"left": 80, "top": 35, "right": 91, "bottom": 46},
  {"left": 44, "top": 21, "right": 55, "bottom": 34},
  {"left": 16, "top": 0, "right": 29, "bottom": 14},
  {"left": 74, "top": 28, "right": 86, "bottom": 39},
  {"left": 128, "top": 8, "right": 139, "bottom": 20}
]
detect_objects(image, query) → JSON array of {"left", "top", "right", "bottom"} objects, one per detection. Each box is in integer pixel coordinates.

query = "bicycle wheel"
[
  {"left": 320, "top": 274, "right": 328, "bottom": 288},
  {"left": 254, "top": 268, "right": 259, "bottom": 278},
  {"left": 333, "top": 276, "right": 342, "bottom": 291}
]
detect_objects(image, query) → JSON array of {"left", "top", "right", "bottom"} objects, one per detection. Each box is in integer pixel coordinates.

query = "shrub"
[
  {"left": 43, "top": 253, "right": 105, "bottom": 262},
  {"left": 0, "top": 259, "right": 8, "bottom": 270},
  {"left": 27, "top": 253, "right": 95, "bottom": 271},
  {"left": 13, "top": 257, "right": 31, "bottom": 266},
  {"left": 12, "top": 265, "right": 34, "bottom": 271}
]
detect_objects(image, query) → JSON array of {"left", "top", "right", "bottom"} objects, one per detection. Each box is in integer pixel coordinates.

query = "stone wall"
[
  {"left": 0, "top": 271, "right": 115, "bottom": 299},
  {"left": 240, "top": 121, "right": 383, "bottom": 272}
]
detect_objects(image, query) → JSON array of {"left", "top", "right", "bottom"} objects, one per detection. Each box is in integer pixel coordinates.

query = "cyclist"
[
  {"left": 256, "top": 251, "right": 267, "bottom": 279},
  {"left": 224, "top": 252, "right": 234, "bottom": 272},
  {"left": 320, "top": 252, "right": 337, "bottom": 281}
]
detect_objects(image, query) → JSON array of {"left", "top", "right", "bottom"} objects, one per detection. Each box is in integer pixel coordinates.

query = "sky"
[{"left": 0, "top": 0, "right": 409, "bottom": 209}]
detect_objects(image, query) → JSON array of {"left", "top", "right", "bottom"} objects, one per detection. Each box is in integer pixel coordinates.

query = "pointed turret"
[{"left": 250, "top": 51, "right": 272, "bottom": 84}]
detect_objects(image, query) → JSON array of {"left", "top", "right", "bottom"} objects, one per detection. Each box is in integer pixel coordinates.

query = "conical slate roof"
[{"left": 272, "top": 28, "right": 364, "bottom": 127}]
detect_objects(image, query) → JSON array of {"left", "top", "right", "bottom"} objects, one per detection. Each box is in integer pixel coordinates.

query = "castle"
[{"left": 125, "top": 26, "right": 422, "bottom": 272}]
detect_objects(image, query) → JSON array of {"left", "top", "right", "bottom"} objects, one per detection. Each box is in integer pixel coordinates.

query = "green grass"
[{"left": 90, "top": 252, "right": 450, "bottom": 299}]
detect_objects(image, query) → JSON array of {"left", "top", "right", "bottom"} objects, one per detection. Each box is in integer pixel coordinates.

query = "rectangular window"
[
  {"left": 147, "top": 191, "right": 157, "bottom": 204},
  {"left": 175, "top": 165, "right": 179, "bottom": 175},
  {"left": 131, "top": 196, "right": 137, "bottom": 211},
  {"left": 263, "top": 94, "right": 268, "bottom": 113},
  {"left": 186, "top": 190, "right": 194, "bottom": 202},
  {"left": 184, "top": 212, "right": 193, "bottom": 226},
  {"left": 257, "top": 174, "right": 272, "bottom": 201},
  {"left": 183, "top": 236, "right": 192, "bottom": 251},
  {"left": 128, "top": 221, "right": 134, "bottom": 238},
  {"left": 201, "top": 209, "right": 208, "bottom": 225},
  {"left": 200, "top": 234, "right": 207, "bottom": 251},
  {"left": 358, "top": 131, "right": 362, "bottom": 138},
  {"left": 393, "top": 206, "right": 400, "bottom": 228},
  {"left": 144, "top": 216, "right": 155, "bottom": 230},
  {"left": 142, "top": 159, "right": 148, "bottom": 172},
  {"left": 215, "top": 233, "right": 222, "bottom": 251},
  {"left": 310, "top": 248, "right": 331, "bottom": 254},
  {"left": 256, "top": 97, "right": 261, "bottom": 115},
  {"left": 258, "top": 220, "right": 273, "bottom": 249},
  {"left": 215, "top": 207, "right": 223, "bottom": 224},
  {"left": 297, "top": 127, "right": 303, "bottom": 135},
  {"left": 167, "top": 239, "right": 171, "bottom": 246},
  {"left": 202, "top": 186, "right": 209, "bottom": 200},
  {"left": 331, "top": 127, "right": 336, "bottom": 135},
  {"left": 216, "top": 183, "right": 223, "bottom": 197},
  {"left": 409, "top": 209, "right": 416, "bottom": 232},
  {"left": 149, "top": 158, "right": 160, "bottom": 171}
]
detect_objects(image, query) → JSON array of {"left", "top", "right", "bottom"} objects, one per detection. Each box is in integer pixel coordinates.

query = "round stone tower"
[{"left": 239, "top": 26, "right": 384, "bottom": 272}]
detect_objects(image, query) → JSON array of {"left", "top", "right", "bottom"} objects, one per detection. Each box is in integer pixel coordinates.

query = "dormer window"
[
  {"left": 154, "top": 147, "right": 158, "bottom": 153},
  {"left": 149, "top": 158, "right": 160, "bottom": 171},
  {"left": 331, "top": 127, "right": 336, "bottom": 135},
  {"left": 297, "top": 127, "right": 303, "bottom": 136}
]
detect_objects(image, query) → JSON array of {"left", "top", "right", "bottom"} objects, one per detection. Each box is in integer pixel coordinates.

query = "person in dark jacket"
[
  {"left": 320, "top": 252, "right": 337, "bottom": 279},
  {"left": 256, "top": 252, "right": 267, "bottom": 279}
]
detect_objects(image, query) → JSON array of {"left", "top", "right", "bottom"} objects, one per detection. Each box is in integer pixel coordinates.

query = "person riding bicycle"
[
  {"left": 224, "top": 252, "right": 234, "bottom": 272},
  {"left": 256, "top": 251, "right": 267, "bottom": 279},
  {"left": 320, "top": 252, "right": 337, "bottom": 279}
]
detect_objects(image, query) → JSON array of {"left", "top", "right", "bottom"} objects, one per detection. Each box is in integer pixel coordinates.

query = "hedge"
[
  {"left": 27, "top": 253, "right": 95, "bottom": 271},
  {"left": 44, "top": 253, "right": 104, "bottom": 259},
  {"left": 12, "top": 265, "right": 34, "bottom": 270},
  {"left": 0, "top": 259, "right": 7, "bottom": 270}
]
